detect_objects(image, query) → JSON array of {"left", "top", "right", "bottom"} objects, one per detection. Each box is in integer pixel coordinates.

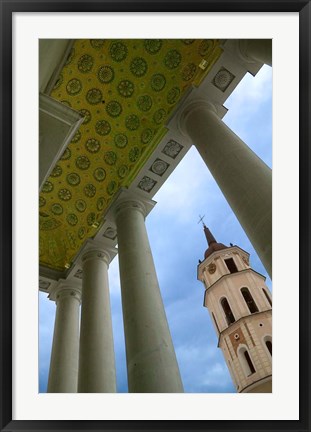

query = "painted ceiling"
[{"left": 39, "top": 39, "right": 222, "bottom": 271}]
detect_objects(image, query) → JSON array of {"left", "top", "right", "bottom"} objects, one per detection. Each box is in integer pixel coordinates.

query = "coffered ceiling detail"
[{"left": 39, "top": 39, "right": 222, "bottom": 271}]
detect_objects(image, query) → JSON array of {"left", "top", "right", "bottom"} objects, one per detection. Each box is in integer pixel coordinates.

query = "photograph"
[{"left": 1, "top": 3, "right": 310, "bottom": 432}]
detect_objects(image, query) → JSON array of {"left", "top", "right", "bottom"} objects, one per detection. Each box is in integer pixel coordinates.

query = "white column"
[
  {"left": 114, "top": 198, "right": 184, "bottom": 393},
  {"left": 180, "top": 101, "right": 272, "bottom": 278},
  {"left": 78, "top": 249, "right": 117, "bottom": 393},
  {"left": 239, "top": 39, "right": 272, "bottom": 66},
  {"left": 47, "top": 283, "right": 81, "bottom": 393}
]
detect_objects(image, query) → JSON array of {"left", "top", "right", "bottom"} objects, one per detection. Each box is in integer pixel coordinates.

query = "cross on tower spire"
[{"left": 198, "top": 214, "right": 205, "bottom": 226}]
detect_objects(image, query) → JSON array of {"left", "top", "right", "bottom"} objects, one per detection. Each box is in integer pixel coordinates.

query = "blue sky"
[{"left": 39, "top": 64, "right": 272, "bottom": 393}]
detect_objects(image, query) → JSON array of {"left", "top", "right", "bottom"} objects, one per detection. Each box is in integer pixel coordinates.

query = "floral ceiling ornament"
[{"left": 39, "top": 38, "right": 222, "bottom": 270}]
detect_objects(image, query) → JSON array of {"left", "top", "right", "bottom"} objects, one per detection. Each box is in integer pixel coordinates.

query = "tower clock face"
[{"left": 208, "top": 263, "right": 216, "bottom": 274}]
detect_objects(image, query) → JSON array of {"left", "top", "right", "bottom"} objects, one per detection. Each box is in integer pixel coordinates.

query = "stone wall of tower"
[
  {"left": 198, "top": 245, "right": 272, "bottom": 393},
  {"left": 219, "top": 312, "right": 272, "bottom": 392}
]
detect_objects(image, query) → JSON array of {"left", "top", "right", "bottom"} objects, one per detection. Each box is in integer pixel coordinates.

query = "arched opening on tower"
[
  {"left": 263, "top": 336, "right": 272, "bottom": 357},
  {"left": 241, "top": 287, "right": 259, "bottom": 314},
  {"left": 239, "top": 347, "right": 256, "bottom": 377},
  {"left": 224, "top": 258, "right": 238, "bottom": 274},
  {"left": 266, "top": 340, "right": 272, "bottom": 356},
  {"left": 220, "top": 297, "right": 235, "bottom": 326}
]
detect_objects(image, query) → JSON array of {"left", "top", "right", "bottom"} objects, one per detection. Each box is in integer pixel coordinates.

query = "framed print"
[{"left": 1, "top": 1, "right": 310, "bottom": 431}]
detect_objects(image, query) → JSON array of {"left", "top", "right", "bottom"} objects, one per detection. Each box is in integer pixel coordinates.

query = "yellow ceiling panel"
[{"left": 39, "top": 39, "right": 222, "bottom": 271}]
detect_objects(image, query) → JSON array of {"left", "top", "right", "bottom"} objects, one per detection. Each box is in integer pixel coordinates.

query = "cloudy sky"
[{"left": 39, "top": 64, "right": 272, "bottom": 393}]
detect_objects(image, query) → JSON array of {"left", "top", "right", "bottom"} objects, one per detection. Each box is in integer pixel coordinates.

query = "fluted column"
[
  {"left": 47, "top": 283, "right": 81, "bottom": 393},
  {"left": 179, "top": 101, "right": 272, "bottom": 278},
  {"left": 238, "top": 39, "right": 272, "bottom": 66},
  {"left": 114, "top": 198, "right": 184, "bottom": 393},
  {"left": 78, "top": 248, "right": 117, "bottom": 393}
]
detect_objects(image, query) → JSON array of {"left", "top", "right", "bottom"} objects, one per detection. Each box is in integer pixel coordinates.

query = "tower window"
[
  {"left": 263, "top": 336, "right": 272, "bottom": 357},
  {"left": 244, "top": 350, "right": 256, "bottom": 375},
  {"left": 221, "top": 297, "right": 235, "bottom": 326},
  {"left": 241, "top": 287, "right": 259, "bottom": 314},
  {"left": 225, "top": 258, "right": 238, "bottom": 273},
  {"left": 266, "top": 340, "right": 272, "bottom": 356},
  {"left": 239, "top": 347, "right": 256, "bottom": 377},
  {"left": 262, "top": 288, "right": 272, "bottom": 307}
]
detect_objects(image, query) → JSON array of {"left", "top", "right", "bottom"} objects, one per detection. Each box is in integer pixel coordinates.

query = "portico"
[{"left": 39, "top": 38, "right": 272, "bottom": 393}]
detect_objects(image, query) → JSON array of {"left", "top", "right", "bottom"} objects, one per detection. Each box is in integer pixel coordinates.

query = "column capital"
[
  {"left": 82, "top": 248, "right": 112, "bottom": 266},
  {"left": 177, "top": 99, "right": 218, "bottom": 136},
  {"left": 237, "top": 39, "right": 257, "bottom": 64},
  {"left": 237, "top": 39, "right": 272, "bottom": 67},
  {"left": 76, "top": 238, "right": 118, "bottom": 267},
  {"left": 105, "top": 187, "right": 156, "bottom": 224},
  {"left": 115, "top": 198, "right": 146, "bottom": 219},
  {"left": 48, "top": 280, "right": 82, "bottom": 304}
]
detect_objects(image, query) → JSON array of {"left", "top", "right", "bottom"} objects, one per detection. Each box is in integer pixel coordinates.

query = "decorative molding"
[
  {"left": 39, "top": 279, "right": 51, "bottom": 290},
  {"left": 105, "top": 188, "right": 156, "bottom": 226},
  {"left": 115, "top": 198, "right": 147, "bottom": 219},
  {"left": 137, "top": 176, "right": 157, "bottom": 193},
  {"left": 103, "top": 227, "right": 117, "bottom": 240},
  {"left": 74, "top": 269, "right": 83, "bottom": 279},
  {"left": 48, "top": 280, "right": 82, "bottom": 303},
  {"left": 39, "top": 92, "right": 83, "bottom": 124},
  {"left": 39, "top": 93, "right": 83, "bottom": 190},
  {"left": 218, "top": 309, "right": 272, "bottom": 347},
  {"left": 212, "top": 67, "right": 235, "bottom": 92},
  {"left": 82, "top": 249, "right": 112, "bottom": 265},
  {"left": 39, "top": 264, "right": 68, "bottom": 282},
  {"left": 74, "top": 238, "right": 118, "bottom": 268},
  {"left": 208, "top": 263, "right": 216, "bottom": 274},
  {"left": 201, "top": 268, "right": 267, "bottom": 295},
  {"left": 162, "top": 139, "right": 183, "bottom": 159},
  {"left": 237, "top": 40, "right": 254, "bottom": 64},
  {"left": 149, "top": 158, "right": 169, "bottom": 177},
  {"left": 176, "top": 98, "right": 218, "bottom": 136}
]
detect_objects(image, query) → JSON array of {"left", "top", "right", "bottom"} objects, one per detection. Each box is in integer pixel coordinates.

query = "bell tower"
[{"left": 197, "top": 224, "right": 272, "bottom": 393}]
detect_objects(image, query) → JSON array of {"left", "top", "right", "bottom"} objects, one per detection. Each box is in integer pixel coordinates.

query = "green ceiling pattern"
[{"left": 39, "top": 39, "right": 222, "bottom": 271}]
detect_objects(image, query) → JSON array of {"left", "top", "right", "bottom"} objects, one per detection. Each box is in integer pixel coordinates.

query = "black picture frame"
[{"left": 1, "top": 1, "right": 310, "bottom": 431}]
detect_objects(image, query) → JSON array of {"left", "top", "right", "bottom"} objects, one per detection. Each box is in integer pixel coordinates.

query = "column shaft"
[
  {"left": 115, "top": 200, "right": 184, "bottom": 393},
  {"left": 47, "top": 287, "right": 81, "bottom": 393},
  {"left": 78, "top": 250, "right": 117, "bottom": 392},
  {"left": 182, "top": 102, "right": 272, "bottom": 278}
]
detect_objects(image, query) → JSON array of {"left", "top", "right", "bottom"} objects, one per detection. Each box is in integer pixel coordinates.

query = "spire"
[
  {"left": 200, "top": 223, "right": 228, "bottom": 260},
  {"left": 203, "top": 224, "right": 217, "bottom": 246}
]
